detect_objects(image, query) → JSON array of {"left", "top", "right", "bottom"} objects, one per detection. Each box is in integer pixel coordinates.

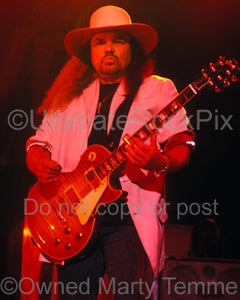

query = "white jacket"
[{"left": 27, "top": 75, "right": 189, "bottom": 277}]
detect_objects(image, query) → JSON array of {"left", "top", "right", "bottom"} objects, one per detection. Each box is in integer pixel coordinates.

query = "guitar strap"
[
  {"left": 106, "top": 94, "right": 133, "bottom": 192},
  {"left": 107, "top": 94, "right": 133, "bottom": 151},
  {"left": 87, "top": 87, "right": 134, "bottom": 220},
  {"left": 88, "top": 83, "right": 134, "bottom": 152},
  {"left": 88, "top": 87, "right": 133, "bottom": 193}
]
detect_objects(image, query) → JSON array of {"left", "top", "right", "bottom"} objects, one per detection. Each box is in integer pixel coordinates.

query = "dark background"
[{"left": 1, "top": 0, "right": 240, "bottom": 295}]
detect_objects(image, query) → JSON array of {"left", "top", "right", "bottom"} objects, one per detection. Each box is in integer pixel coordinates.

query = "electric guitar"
[{"left": 26, "top": 56, "right": 240, "bottom": 262}]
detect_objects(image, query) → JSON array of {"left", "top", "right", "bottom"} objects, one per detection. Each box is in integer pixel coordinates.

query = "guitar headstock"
[{"left": 201, "top": 56, "right": 240, "bottom": 92}]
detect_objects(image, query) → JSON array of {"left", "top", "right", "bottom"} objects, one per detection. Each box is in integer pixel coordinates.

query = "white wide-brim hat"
[{"left": 64, "top": 5, "right": 158, "bottom": 61}]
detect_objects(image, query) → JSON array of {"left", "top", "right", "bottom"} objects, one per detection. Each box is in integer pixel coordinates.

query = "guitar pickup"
[{"left": 85, "top": 168, "right": 101, "bottom": 190}]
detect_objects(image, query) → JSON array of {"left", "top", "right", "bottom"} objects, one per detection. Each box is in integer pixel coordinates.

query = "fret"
[
  {"left": 159, "top": 111, "right": 169, "bottom": 121},
  {"left": 169, "top": 105, "right": 175, "bottom": 113},
  {"left": 108, "top": 155, "right": 119, "bottom": 167},
  {"left": 136, "top": 129, "right": 147, "bottom": 140},
  {"left": 111, "top": 153, "right": 120, "bottom": 164},
  {"left": 176, "top": 94, "right": 187, "bottom": 106},
  {"left": 153, "top": 116, "right": 163, "bottom": 129},
  {"left": 147, "top": 121, "right": 155, "bottom": 131},
  {"left": 169, "top": 100, "right": 180, "bottom": 111},
  {"left": 98, "top": 165, "right": 108, "bottom": 176},
  {"left": 103, "top": 160, "right": 113, "bottom": 173},
  {"left": 142, "top": 124, "right": 152, "bottom": 136},
  {"left": 163, "top": 106, "right": 173, "bottom": 118},
  {"left": 94, "top": 82, "right": 200, "bottom": 178},
  {"left": 184, "top": 85, "right": 197, "bottom": 99},
  {"left": 95, "top": 167, "right": 104, "bottom": 179},
  {"left": 177, "top": 85, "right": 197, "bottom": 106},
  {"left": 114, "top": 148, "right": 125, "bottom": 162},
  {"left": 189, "top": 84, "right": 197, "bottom": 94}
]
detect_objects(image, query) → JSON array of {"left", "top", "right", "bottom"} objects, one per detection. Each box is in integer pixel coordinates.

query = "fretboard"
[
  {"left": 91, "top": 55, "right": 240, "bottom": 179},
  {"left": 94, "top": 83, "right": 198, "bottom": 179}
]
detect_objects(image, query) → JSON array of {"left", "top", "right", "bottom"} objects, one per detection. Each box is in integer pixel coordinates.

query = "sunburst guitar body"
[{"left": 26, "top": 145, "right": 122, "bottom": 262}]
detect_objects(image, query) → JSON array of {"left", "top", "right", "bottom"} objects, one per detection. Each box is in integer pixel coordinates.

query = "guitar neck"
[
  {"left": 94, "top": 81, "right": 205, "bottom": 180},
  {"left": 93, "top": 55, "right": 240, "bottom": 180}
]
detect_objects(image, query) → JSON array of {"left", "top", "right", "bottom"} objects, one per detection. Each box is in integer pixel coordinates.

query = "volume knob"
[
  {"left": 55, "top": 238, "right": 61, "bottom": 245},
  {"left": 65, "top": 243, "right": 72, "bottom": 249},
  {"left": 76, "top": 232, "right": 83, "bottom": 239},
  {"left": 64, "top": 227, "right": 71, "bottom": 234}
]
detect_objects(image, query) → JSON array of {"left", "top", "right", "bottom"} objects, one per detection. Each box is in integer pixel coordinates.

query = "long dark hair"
[{"left": 125, "top": 36, "right": 155, "bottom": 99}]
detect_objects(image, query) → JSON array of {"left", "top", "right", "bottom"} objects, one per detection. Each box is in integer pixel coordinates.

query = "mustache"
[{"left": 101, "top": 54, "right": 119, "bottom": 63}]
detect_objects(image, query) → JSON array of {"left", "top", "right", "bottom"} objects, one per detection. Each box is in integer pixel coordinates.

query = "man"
[{"left": 26, "top": 5, "right": 195, "bottom": 299}]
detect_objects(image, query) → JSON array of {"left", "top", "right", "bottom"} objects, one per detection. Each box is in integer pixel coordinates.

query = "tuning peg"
[
  {"left": 209, "top": 63, "right": 216, "bottom": 72},
  {"left": 202, "top": 72, "right": 208, "bottom": 78},
  {"left": 226, "top": 59, "right": 233, "bottom": 67},
  {"left": 223, "top": 79, "right": 230, "bottom": 88},
  {"left": 201, "top": 68, "right": 208, "bottom": 76},
  {"left": 225, "top": 69, "right": 231, "bottom": 75},
  {"left": 217, "top": 57, "right": 224, "bottom": 66},
  {"left": 65, "top": 243, "right": 72, "bottom": 250},
  {"left": 226, "top": 59, "right": 238, "bottom": 70},
  {"left": 55, "top": 238, "right": 61, "bottom": 245},
  {"left": 209, "top": 80, "right": 214, "bottom": 86},
  {"left": 64, "top": 227, "right": 71, "bottom": 234},
  {"left": 214, "top": 86, "right": 221, "bottom": 92},
  {"left": 231, "top": 75, "right": 239, "bottom": 82}
]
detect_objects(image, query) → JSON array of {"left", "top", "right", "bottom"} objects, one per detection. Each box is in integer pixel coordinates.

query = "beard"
[{"left": 99, "top": 57, "right": 122, "bottom": 76}]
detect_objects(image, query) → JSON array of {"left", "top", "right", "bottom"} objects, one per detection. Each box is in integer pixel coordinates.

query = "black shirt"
[{"left": 87, "top": 83, "right": 133, "bottom": 226}]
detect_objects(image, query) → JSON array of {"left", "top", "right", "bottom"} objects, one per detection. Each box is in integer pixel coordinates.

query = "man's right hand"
[{"left": 26, "top": 145, "right": 62, "bottom": 183}]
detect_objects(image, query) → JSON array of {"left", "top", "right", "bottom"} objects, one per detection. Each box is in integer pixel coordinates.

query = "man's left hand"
[{"left": 124, "top": 133, "right": 168, "bottom": 171}]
